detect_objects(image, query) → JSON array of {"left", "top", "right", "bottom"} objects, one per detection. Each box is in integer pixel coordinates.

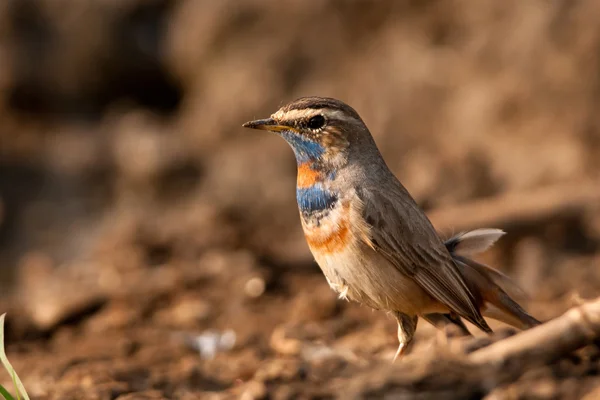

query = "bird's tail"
[{"left": 444, "top": 229, "right": 541, "bottom": 330}]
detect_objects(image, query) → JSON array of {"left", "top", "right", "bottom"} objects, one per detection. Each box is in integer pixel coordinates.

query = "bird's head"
[{"left": 243, "top": 97, "right": 373, "bottom": 168}]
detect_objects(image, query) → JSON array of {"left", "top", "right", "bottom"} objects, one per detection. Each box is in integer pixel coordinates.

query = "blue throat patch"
[
  {"left": 296, "top": 185, "right": 338, "bottom": 214},
  {"left": 281, "top": 131, "right": 325, "bottom": 163},
  {"left": 280, "top": 130, "right": 337, "bottom": 214}
]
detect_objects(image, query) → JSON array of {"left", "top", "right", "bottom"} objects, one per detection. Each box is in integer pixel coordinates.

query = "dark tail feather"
[
  {"left": 423, "top": 312, "right": 473, "bottom": 337},
  {"left": 444, "top": 229, "right": 541, "bottom": 330},
  {"left": 455, "top": 256, "right": 541, "bottom": 329}
]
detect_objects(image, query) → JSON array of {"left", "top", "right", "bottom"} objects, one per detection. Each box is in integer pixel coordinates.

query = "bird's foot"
[
  {"left": 392, "top": 343, "right": 406, "bottom": 362},
  {"left": 392, "top": 312, "right": 418, "bottom": 363}
]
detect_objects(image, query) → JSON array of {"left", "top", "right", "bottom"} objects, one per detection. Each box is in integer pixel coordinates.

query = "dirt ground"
[{"left": 1, "top": 1, "right": 600, "bottom": 399}]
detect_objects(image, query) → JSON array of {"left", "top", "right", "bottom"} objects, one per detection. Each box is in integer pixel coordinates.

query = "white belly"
[{"left": 310, "top": 241, "right": 446, "bottom": 315}]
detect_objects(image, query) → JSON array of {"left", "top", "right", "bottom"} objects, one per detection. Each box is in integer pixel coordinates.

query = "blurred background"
[{"left": 1, "top": 0, "right": 600, "bottom": 398}]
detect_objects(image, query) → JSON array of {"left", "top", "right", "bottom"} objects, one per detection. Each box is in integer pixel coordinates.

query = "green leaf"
[
  {"left": 0, "top": 315, "right": 29, "bottom": 400},
  {"left": 0, "top": 384, "right": 15, "bottom": 400}
]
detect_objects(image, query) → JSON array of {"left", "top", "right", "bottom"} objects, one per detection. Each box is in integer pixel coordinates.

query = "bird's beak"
[{"left": 242, "top": 118, "right": 293, "bottom": 132}]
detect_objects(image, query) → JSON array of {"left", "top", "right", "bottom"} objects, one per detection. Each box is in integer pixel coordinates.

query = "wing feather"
[{"left": 358, "top": 186, "right": 491, "bottom": 332}]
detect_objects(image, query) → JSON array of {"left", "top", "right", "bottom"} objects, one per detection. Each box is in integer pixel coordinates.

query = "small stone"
[
  {"left": 154, "top": 297, "right": 212, "bottom": 327},
  {"left": 269, "top": 325, "right": 302, "bottom": 356},
  {"left": 244, "top": 277, "right": 266, "bottom": 298},
  {"left": 182, "top": 329, "right": 237, "bottom": 359},
  {"left": 239, "top": 381, "right": 267, "bottom": 400}
]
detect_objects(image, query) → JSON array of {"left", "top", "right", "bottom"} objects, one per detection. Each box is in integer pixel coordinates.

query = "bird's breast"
[
  {"left": 302, "top": 199, "right": 443, "bottom": 314},
  {"left": 296, "top": 186, "right": 338, "bottom": 215},
  {"left": 296, "top": 167, "right": 371, "bottom": 257},
  {"left": 296, "top": 162, "right": 338, "bottom": 215},
  {"left": 297, "top": 162, "right": 321, "bottom": 188},
  {"left": 301, "top": 201, "right": 351, "bottom": 254}
]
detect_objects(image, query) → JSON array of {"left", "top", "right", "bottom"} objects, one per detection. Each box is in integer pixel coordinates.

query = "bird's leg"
[{"left": 393, "top": 312, "right": 418, "bottom": 362}]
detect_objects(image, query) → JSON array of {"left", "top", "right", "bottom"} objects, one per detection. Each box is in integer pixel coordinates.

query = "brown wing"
[{"left": 358, "top": 185, "right": 492, "bottom": 332}]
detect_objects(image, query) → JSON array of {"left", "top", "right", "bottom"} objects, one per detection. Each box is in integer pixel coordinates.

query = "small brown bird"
[{"left": 243, "top": 97, "right": 540, "bottom": 360}]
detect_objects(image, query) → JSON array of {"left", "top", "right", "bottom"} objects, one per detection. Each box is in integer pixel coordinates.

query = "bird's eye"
[{"left": 307, "top": 115, "right": 325, "bottom": 130}]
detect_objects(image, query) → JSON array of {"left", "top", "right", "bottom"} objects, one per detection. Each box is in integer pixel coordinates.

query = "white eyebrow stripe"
[
  {"left": 272, "top": 108, "right": 315, "bottom": 121},
  {"left": 272, "top": 108, "right": 359, "bottom": 124}
]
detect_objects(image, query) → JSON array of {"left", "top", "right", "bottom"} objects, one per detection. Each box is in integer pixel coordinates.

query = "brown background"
[{"left": 0, "top": 0, "right": 599, "bottom": 399}]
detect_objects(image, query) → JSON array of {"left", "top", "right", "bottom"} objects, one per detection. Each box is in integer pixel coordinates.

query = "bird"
[{"left": 242, "top": 96, "right": 540, "bottom": 360}]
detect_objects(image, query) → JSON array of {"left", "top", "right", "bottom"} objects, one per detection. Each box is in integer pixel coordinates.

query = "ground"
[{"left": 0, "top": 1, "right": 600, "bottom": 399}]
